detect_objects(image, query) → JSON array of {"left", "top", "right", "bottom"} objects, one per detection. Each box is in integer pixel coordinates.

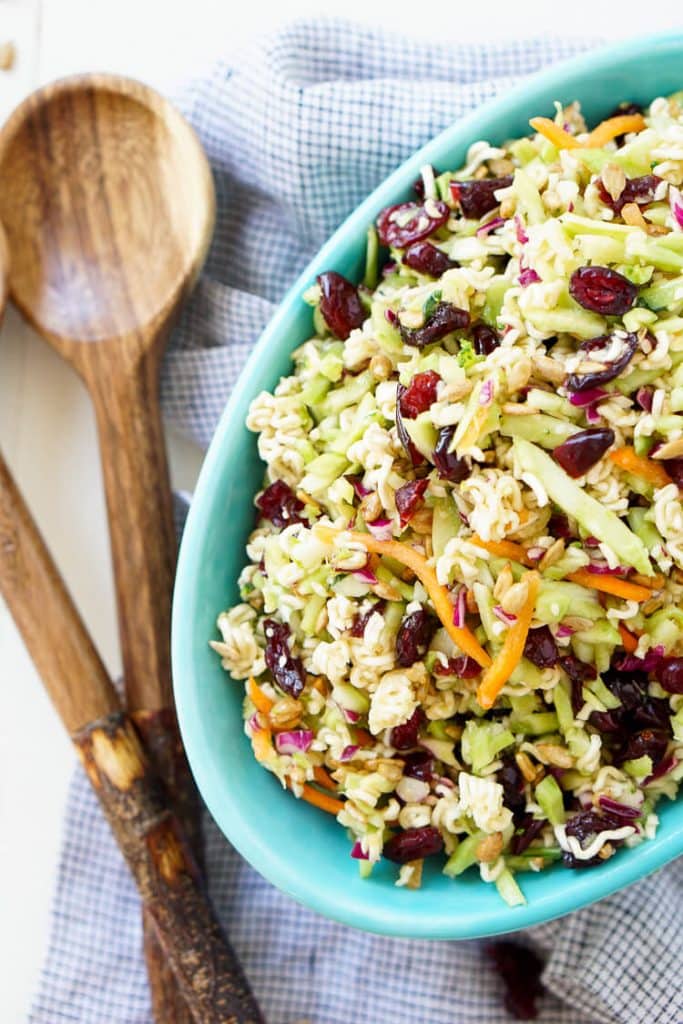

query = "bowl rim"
[{"left": 173, "top": 29, "right": 683, "bottom": 939}]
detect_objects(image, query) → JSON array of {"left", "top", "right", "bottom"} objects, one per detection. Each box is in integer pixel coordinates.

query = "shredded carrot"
[
  {"left": 299, "top": 784, "right": 345, "bottom": 815},
  {"left": 313, "top": 765, "right": 338, "bottom": 792},
  {"left": 530, "top": 113, "right": 645, "bottom": 153},
  {"left": 618, "top": 622, "right": 639, "bottom": 654},
  {"left": 353, "top": 727, "right": 375, "bottom": 748},
  {"left": 315, "top": 525, "right": 491, "bottom": 668},
  {"left": 567, "top": 569, "right": 653, "bottom": 603},
  {"left": 609, "top": 447, "right": 672, "bottom": 488},
  {"left": 586, "top": 113, "right": 646, "bottom": 148},
  {"left": 529, "top": 116, "right": 583, "bottom": 150},
  {"left": 250, "top": 725, "right": 274, "bottom": 764},
  {"left": 247, "top": 676, "right": 274, "bottom": 715},
  {"left": 250, "top": 722, "right": 343, "bottom": 814},
  {"left": 470, "top": 534, "right": 533, "bottom": 567},
  {"left": 477, "top": 571, "right": 540, "bottom": 710}
]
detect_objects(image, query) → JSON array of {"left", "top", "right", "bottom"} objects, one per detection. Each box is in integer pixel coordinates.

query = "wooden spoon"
[
  {"left": 0, "top": 445, "right": 265, "bottom": 1024},
  {"left": 0, "top": 72, "right": 214, "bottom": 715},
  {"left": 0, "top": 74, "right": 215, "bottom": 1021}
]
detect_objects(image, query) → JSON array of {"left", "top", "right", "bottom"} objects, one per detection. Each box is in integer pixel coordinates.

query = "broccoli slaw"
[{"left": 211, "top": 95, "right": 683, "bottom": 905}]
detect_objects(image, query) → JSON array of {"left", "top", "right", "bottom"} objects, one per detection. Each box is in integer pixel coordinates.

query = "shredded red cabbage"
[
  {"left": 568, "top": 387, "right": 609, "bottom": 407},
  {"left": 274, "top": 730, "right": 314, "bottom": 755}
]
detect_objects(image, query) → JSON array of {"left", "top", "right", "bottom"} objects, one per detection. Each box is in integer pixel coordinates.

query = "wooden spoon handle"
[
  {"left": 0, "top": 448, "right": 265, "bottom": 1023},
  {"left": 83, "top": 341, "right": 177, "bottom": 712},
  {"left": 136, "top": 708, "right": 202, "bottom": 1024},
  {"left": 75, "top": 712, "right": 265, "bottom": 1024},
  {"left": 0, "top": 448, "right": 119, "bottom": 731}
]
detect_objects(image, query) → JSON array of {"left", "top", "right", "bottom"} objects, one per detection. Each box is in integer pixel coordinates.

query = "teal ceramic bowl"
[{"left": 173, "top": 31, "right": 683, "bottom": 939}]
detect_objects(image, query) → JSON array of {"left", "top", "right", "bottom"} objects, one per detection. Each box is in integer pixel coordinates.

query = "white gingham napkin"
[{"left": 28, "top": 20, "right": 683, "bottom": 1024}]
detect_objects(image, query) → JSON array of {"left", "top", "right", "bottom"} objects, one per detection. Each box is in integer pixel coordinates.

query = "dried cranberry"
[
  {"left": 597, "top": 173, "right": 660, "bottom": 213},
  {"left": 548, "top": 513, "right": 574, "bottom": 540},
  {"left": 317, "top": 271, "right": 365, "bottom": 340},
  {"left": 498, "top": 755, "right": 526, "bottom": 814},
  {"left": 433, "top": 424, "right": 471, "bottom": 482},
  {"left": 449, "top": 176, "right": 513, "bottom": 219},
  {"left": 565, "top": 332, "right": 638, "bottom": 392},
  {"left": 662, "top": 458, "right": 683, "bottom": 488},
  {"left": 471, "top": 323, "right": 500, "bottom": 356},
  {"left": 615, "top": 728, "right": 669, "bottom": 768},
  {"left": 376, "top": 200, "right": 449, "bottom": 249},
  {"left": 487, "top": 941, "right": 544, "bottom": 1021},
  {"left": 602, "top": 667, "right": 648, "bottom": 710},
  {"left": 395, "top": 478, "right": 429, "bottom": 529},
  {"left": 256, "top": 479, "right": 306, "bottom": 528},
  {"left": 655, "top": 656, "right": 683, "bottom": 694},
  {"left": 552, "top": 427, "right": 615, "bottom": 478},
  {"left": 614, "top": 648, "right": 664, "bottom": 674},
  {"left": 560, "top": 655, "right": 597, "bottom": 714},
  {"left": 569, "top": 266, "right": 637, "bottom": 316},
  {"left": 263, "top": 619, "right": 305, "bottom": 698},
  {"left": 403, "top": 240, "right": 455, "bottom": 276},
  {"left": 589, "top": 708, "right": 627, "bottom": 734},
  {"left": 510, "top": 814, "right": 547, "bottom": 854},
  {"left": 390, "top": 707, "right": 424, "bottom": 750},
  {"left": 403, "top": 749, "right": 434, "bottom": 781},
  {"left": 395, "top": 385, "right": 424, "bottom": 467},
  {"left": 523, "top": 626, "right": 559, "bottom": 668},
  {"left": 400, "top": 301, "right": 470, "bottom": 349},
  {"left": 433, "top": 655, "right": 481, "bottom": 678},
  {"left": 633, "top": 697, "right": 672, "bottom": 735},
  {"left": 562, "top": 850, "right": 602, "bottom": 869},
  {"left": 398, "top": 370, "right": 441, "bottom": 418},
  {"left": 565, "top": 809, "right": 623, "bottom": 843},
  {"left": 383, "top": 826, "right": 443, "bottom": 863},
  {"left": 349, "top": 600, "right": 385, "bottom": 638},
  {"left": 396, "top": 608, "right": 438, "bottom": 667}
]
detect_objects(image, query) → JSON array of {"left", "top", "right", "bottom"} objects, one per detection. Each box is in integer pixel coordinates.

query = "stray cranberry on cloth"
[{"left": 28, "top": 19, "right": 683, "bottom": 1024}]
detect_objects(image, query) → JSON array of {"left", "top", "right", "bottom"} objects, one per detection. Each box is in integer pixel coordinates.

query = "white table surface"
[{"left": 1, "top": 1, "right": 683, "bottom": 1019}]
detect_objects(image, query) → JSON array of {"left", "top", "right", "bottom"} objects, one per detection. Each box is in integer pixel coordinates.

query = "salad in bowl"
[{"left": 211, "top": 94, "right": 683, "bottom": 908}]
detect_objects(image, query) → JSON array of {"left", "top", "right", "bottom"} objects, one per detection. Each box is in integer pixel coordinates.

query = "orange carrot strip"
[
  {"left": 567, "top": 569, "right": 652, "bottom": 603},
  {"left": 609, "top": 447, "right": 672, "bottom": 489},
  {"left": 618, "top": 623, "right": 639, "bottom": 654},
  {"left": 470, "top": 534, "right": 533, "bottom": 567},
  {"left": 586, "top": 113, "right": 646, "bottom": 148},
  {"left": 299, "top": 784, "right": 345, "bottom": 815},
  {"left": 529, "top": 116, "right": 583, "bottom": 150},
  {"left": 477, "top": 571, "right": 540, "bottom": 710},
  {"left": 250, "top": 724, "right": 274, "bottom": 764},
  {"left": 247, "top": 676, "right": 274, "bottom": 715},
  {"left": 313, "top": 765, "right": 338, "bottom": 792},
  {"left": 315, "top": 525, "right": 491, "bottom": 668},
  {"left": 353, "top": 727, "right": 375, "bottom": 748}
]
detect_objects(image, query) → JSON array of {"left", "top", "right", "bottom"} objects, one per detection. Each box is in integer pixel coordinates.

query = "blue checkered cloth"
[{"left": 29, "top": 19, "right": 683, "bottom": 1024}]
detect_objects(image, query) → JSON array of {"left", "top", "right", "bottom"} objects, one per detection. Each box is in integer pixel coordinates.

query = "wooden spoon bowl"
[{"left": 0, "top": 74, "right": 213, "bottom": 346}]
